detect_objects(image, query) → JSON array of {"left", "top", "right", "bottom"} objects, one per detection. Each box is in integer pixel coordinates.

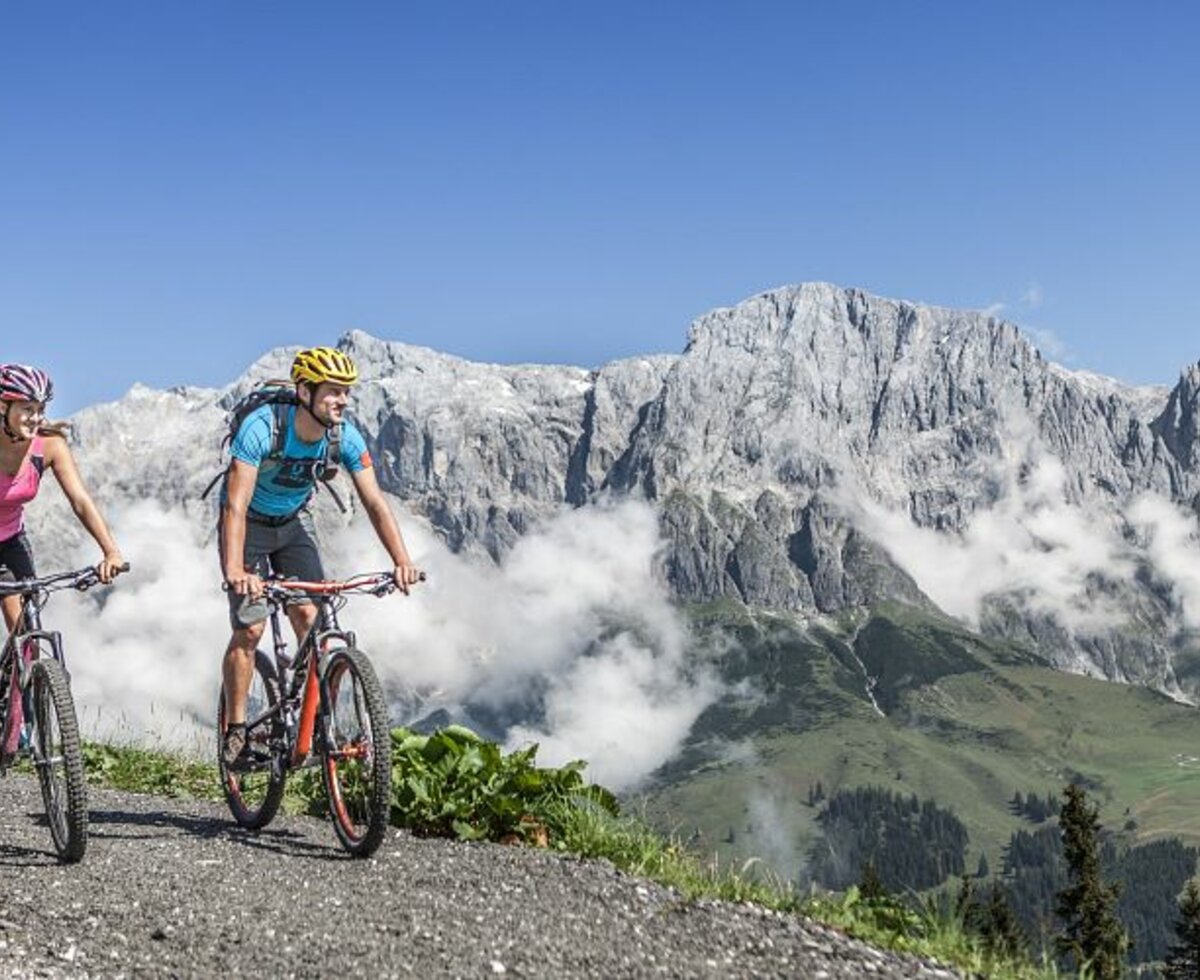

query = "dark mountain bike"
[
  {"left": 217, "top": 572, "right": 415, "bottom": 857},
  {"left": 0, "top": 564, "right": 129, "bottom": 863}
]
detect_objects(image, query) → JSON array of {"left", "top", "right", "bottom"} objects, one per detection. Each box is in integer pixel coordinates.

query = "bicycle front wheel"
[
  {"left": 218, "top": 650, "right": 286, "bottom": 830},
  {"left": 321, "top": 648, "right": 392, "bottom": 857},
  {"left": 29, "top": 658, "right": 88, "bottom": 863}
]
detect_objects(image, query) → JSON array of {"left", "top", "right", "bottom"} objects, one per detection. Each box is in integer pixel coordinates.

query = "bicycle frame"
[
  {"left": 262, "top": 593, "right": 357, "bottom": 767},
  {"left": 242, "top": 573, "right": 398, "bottom": 772},
  {"left": 222, "top": 570, "right": 411, "bottom": 856},
  {"left": 0, "top": 570, "right": 92, "bottom": 762}
]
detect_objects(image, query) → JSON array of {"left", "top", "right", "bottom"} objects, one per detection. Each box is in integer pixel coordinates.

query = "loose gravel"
[{"left": 0, "top": 776, "right": 963, "bottom": 978}]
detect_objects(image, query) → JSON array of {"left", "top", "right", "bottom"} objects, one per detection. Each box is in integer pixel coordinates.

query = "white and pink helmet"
[{"left": 0, "top": 364, "right": 54, "bottom": 404}]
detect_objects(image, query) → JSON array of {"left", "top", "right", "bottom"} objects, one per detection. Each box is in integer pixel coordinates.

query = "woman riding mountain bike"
[
  {"left": 0, "top": 363, "right": 127, "bottom": 862},
  {"left": 0, "top": 363, "right": 127, "bottom": 623}
]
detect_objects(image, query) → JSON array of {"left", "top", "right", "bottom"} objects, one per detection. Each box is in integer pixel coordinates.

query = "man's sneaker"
[{"left": 222, "top": 724, "right": 247, "bottom": 769}]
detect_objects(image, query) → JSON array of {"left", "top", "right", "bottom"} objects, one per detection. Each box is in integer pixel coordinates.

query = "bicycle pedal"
[{"left": 227, "top": 752, "right": 261, "bottom": 774}]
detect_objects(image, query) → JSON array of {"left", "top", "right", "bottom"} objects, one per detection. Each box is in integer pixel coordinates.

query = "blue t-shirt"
[{"left": 230, "top": 405, "right": 372, "bottom": 517}]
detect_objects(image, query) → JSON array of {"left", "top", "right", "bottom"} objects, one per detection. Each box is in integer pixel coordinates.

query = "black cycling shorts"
[{"left": 0, "top": 531, "right": 36, "bottom": 583}]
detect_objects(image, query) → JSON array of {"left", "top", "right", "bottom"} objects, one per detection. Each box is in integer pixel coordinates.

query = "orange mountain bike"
[{"left": 217, "top": 572, "right": 412, "bottom": 857}]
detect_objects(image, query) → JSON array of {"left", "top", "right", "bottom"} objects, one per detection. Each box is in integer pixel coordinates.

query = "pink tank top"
[{"left": 0, "top": 436, "right": 44, "bottom": 541}]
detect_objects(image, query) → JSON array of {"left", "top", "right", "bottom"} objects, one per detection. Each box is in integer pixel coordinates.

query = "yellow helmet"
[{"left": 291, "top": 346, "right": 359, "bottom": 386}]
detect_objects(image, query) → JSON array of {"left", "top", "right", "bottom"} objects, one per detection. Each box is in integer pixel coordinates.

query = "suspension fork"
[{"left": 15, "top": 631, "right": 63, "bottom": 685}]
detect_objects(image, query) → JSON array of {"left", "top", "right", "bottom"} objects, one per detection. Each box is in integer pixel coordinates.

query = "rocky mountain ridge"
[{"left": 28, "top": 282, "right": 1200, "bottom": 694}]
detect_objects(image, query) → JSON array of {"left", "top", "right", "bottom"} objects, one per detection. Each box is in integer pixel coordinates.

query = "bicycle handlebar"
[
  {"left": 0, "top": 562, "right": 131, "bottom": 598},
  {"left": 223, "top": 570, "right": 426, "bottom": 601}
]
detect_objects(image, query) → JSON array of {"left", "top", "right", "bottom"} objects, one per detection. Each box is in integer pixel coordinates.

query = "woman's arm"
[{"left": 44, "top": 436, "right": 126, "bottom": 582}]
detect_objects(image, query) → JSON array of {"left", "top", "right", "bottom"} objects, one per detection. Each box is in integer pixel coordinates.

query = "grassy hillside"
[{"left": 639, "top": 601, "right": 1200, "bottom": 883}]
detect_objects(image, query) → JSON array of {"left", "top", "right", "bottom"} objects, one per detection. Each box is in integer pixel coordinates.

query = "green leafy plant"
[{"left": 387, "top": 725, "right": 618, "bottom": 842}]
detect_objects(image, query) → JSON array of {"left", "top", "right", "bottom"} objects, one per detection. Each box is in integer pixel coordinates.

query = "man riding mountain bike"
[{"left": 219, "top": 346, "right": 421, "bottom": 767}]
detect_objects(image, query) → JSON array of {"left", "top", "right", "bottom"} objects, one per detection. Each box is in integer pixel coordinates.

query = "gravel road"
[{"left": 0, "top": 776, "right": 962, "bottom": 978}]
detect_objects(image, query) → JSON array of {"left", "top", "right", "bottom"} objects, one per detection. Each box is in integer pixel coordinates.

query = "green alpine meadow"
[{"left": 642, "top": 600, "right": 1200, "bottom": 879}]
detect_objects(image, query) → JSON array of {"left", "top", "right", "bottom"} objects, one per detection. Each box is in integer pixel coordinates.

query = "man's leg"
[
  {"left": 274, "top": 508, "right": 326, "bottom": 648},
  {"left": 286, "top": 603, "right": 318, "bottom": 647},
  {"left": 223, "top": 622, "right": 266, "bottom": 726},
  {"left": 218, "top": 518, "right": 273, "bottom": 764}
]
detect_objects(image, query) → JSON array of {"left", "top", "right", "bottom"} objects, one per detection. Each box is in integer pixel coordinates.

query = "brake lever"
[
  {"left": 78, "top": 561, "right": 132, "bottom": 590},
  {"left": 74, "top": 572, "right": 100, "bottom": 591},
  {"left": 376, "top": 570, "right": 425, "bottom": 596}
]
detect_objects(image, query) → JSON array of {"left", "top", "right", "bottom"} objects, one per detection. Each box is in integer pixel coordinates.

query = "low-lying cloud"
[
  {"left": 847, "top": 451, "right": 1133, "bottom": 631},
  {"left": 1127, "top": 494, "right": 1200, "bottom": 630},
  {"left": 42, "top": 497, "right": 715, "bottom": 792}
]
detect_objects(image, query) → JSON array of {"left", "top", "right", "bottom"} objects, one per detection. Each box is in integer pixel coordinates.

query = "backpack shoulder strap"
[
  {"left": 322, "top": 422, "right": 343, "bottom": 481},
  {"left": 200, "top": 466, "right": 227, "bottom": 501},
  {"left": 318, "top": 478, "right": 349, "bottom": 514},
  {"left": 268, "top": 401, "right": 291, "bottom": 460}
]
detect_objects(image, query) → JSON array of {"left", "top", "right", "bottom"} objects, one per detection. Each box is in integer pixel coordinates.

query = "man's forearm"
[
  {"left": 365, "top": 498, "right": 412, "bottom": 566},
  {"left": 221, "top": 504, "right": 248, "bottom": 578}
]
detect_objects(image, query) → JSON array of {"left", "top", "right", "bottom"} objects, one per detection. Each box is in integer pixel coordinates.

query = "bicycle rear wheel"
[
  {"left": 29, "top": 658, "right": 88, "bottom": 862},
  {"left": 321, "top": 648, "right": 392, "bottom": 857},
  {"left": 218, "top": 650, "right": 286, "bottom": 829}
]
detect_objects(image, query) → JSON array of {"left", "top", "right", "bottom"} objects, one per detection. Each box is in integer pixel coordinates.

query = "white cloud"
[
  {"left": 331, "top": 498, "right": 717, "bottom": 791},
  {"left": 843, "top": 448, "right": 1132, "bottom": 631},
  {"left": 1026, "top": 326, "right": 1068, "bottom": 361},
  {"left": 49, "top": 501, "right": 227, "bottom": 751},
  {"left": 1021, "top": 283, "right": 1044, "bottom": 309},
  {"left": 980, "top": 302, "right": 1006, "bottom": 318},
  {"left": 1126, "top": 495, "right": 1200, "bottom": 629},
  {"left": 45, "top": 497, "right": 716, "bottom": 792}
]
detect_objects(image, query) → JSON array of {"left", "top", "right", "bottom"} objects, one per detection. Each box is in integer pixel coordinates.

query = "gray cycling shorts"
[{"left": 218, "top": 508, "right": 326, "bottom": 630}]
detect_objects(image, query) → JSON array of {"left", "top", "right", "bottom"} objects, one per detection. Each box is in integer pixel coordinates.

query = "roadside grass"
[
  {"left": 77, "top": 733, "right": 1059, "bottom": 979},
  {"left": 548, "top": 795, "right": 1062, "bottom": 979}
]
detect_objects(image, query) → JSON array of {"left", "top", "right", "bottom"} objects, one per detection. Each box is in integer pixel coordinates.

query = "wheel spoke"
[
  {"left": 29, "top": 659, "right": 87, "bottom": 862},
  {"left": 322, "top": 648, "right": 391, "bottom": 857},
  {"left": 218, "top": 650, "right": 287, "bottom": 830}
]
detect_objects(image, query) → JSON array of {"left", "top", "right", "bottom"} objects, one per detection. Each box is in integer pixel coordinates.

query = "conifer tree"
[
  {"left": 1054, "top": 783, "right": 1128, "bottom": 980},
  {"left": 954, "top": 873, "right": 975, "bottom": 923},
  {"left": 979, "top": 883, "right": 1025, "bottom": 959},
  {"left": 976, "top": 852, "right": 990, "bottom": 879},
  {"left": 859, "top": 859, "right": 885, "bottom": 900},
  {"left": 1163, "top": 878, "right": 1200, "bottom": 979}
]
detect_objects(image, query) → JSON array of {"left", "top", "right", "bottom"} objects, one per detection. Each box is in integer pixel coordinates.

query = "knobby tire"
[
  {"left": 321, "top": 648, "right": 392, "bottom": 857},
  {"left": 29, "top": 658, "right": 88, "bottom": 863},
  {"left": 218, "top": 649, "right": 286, "bottom": 830}
]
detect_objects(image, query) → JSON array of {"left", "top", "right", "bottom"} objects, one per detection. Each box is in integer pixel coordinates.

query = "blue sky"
[{"left": 3, "top": 2, "right": 1198, "bottom": 413}]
